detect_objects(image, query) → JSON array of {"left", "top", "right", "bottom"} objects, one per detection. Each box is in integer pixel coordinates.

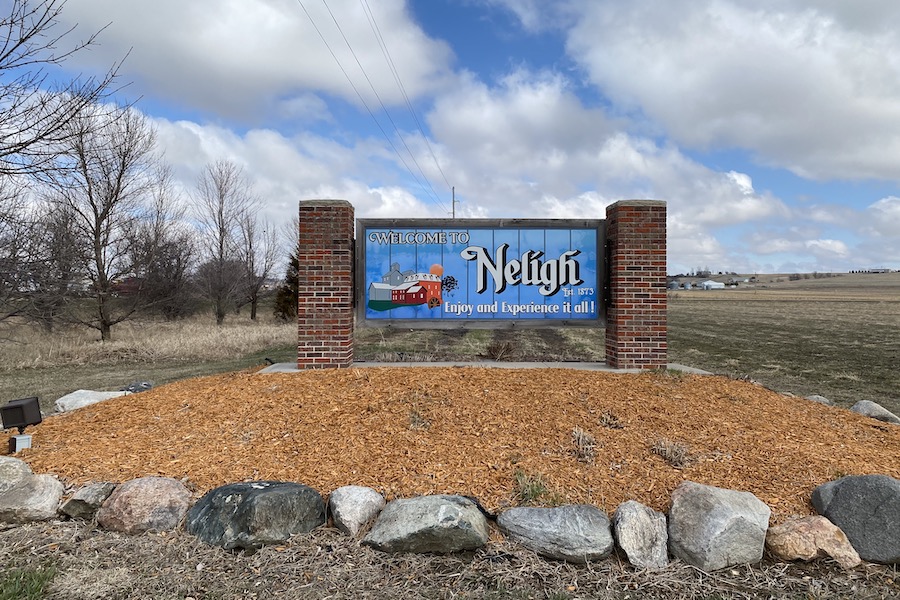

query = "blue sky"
[{"left": 50, "top": 0, "right": 900, "bottom": 274}]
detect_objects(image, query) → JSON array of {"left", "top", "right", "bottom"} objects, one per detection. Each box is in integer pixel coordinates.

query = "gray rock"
[
  {"left": 805, "top": 394, "right": 833, "bottom": 406},
  {"left": 849, "top": 401, "right": 900, "bottom": 425},
  {"left": 0, "top": 474, "right": 64, "bottom": 523},
  {"left": 97, "top": 476, "right": 191, "bottom": 534},
  {"left": 498, "top": 504, "right": 614, "bottom": 563},
  {"left": 765, "top": 515, "right": 860, "bottom": 569},
  {"left": 0, "top": 456, "right": 32, "bottom": 494},
  {"left": 186, "top": 481, "right": 325, "bottom": 550},
  {"left": 812, "top": 474, "right": 900, "bottom": 564},
  {"left": 329, "top": 485, "right": 385, "bottom": 536},
  {"left": 54, "top": 389, "right": 126, "bottom": 413},
  {"left": 668, "top": 481, "right": 771, "bottom": 571},
  {"left": 60, "top": 482, "right": 117, "bottom": 520},
  {"left": 613, "top": 500, "right": 669, "bottom": 569},
  {"left": 363, "top": 495, "right": 489, "bottom": 553}
]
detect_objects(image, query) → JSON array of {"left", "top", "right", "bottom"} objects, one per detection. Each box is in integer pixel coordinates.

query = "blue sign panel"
[{"left": 357, "top": 220, "right": 603, "bottom": 325}]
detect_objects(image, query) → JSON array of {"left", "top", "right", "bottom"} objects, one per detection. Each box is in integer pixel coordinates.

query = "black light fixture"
[{"left": 1, "top": 397, "right": 42, "bottom": 453}]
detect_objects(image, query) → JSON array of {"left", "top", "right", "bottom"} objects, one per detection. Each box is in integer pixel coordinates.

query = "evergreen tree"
[{"left": 273, "top": 251, "right": 299, "bottom": 320}]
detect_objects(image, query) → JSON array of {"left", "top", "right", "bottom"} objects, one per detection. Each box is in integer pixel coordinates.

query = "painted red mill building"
[{"left": 390, "top": 273, "right": 442, "bottom": 306}]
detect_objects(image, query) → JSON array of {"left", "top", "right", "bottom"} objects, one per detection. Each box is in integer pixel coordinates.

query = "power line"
[
  {"left": 359, "top": 0, "right": 452, "bottom": 193},
  {"left": 295, "top": 0, "right": 449, "bottom": 215},
  {"left": 318, "top": 0, "right": 448, "bottom": 213}
]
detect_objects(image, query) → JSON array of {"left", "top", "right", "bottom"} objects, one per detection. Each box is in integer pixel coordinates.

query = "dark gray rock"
[
  {"left": 60, "top": 482, "right": 117, "bottom": 520},
  {"left": 613, "top": 500, "right": 669, "bottom": 569},
  {"left": 0, "top": 456, "right": 32, "bottom": 494},
  {"left": 812, "top": 474, "right": 900, "bottom": 564},
  {"left": 668, "top": 481, "right": 770, "bottom": 571},
  {"left": 849, "top": 401, "right": 900, "bottom": 425},
  {"left": 186, "top": 481, "right": 325, "bottom": 550},
  {"left": 498, "top": 504, "right": 614, "bottom": 563},
  {"left": 122, "top": 381, "right": 153, "bottom": 394},
  {"left": 0, "top": 474, "right": 64, "bottom": 523},
  {"left": 363, "top": 495, "right": 488, "bottom": 553},
  {"left": 329, "top": 485, "right": 385, "bottom": 536},
  {"left": 97, "top": 476, "right": 191, "bottom": 534}
]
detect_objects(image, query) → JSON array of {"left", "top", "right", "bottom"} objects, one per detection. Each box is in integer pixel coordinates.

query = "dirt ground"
[
  {"left": 3, "top": 520, "right": 899, "bottom": 599},
  {"left": 16, "top": 366, "right": 900, "bottom": 522}
]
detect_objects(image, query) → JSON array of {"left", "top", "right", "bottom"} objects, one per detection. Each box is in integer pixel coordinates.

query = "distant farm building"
[{"left": 700, "top": 280, "right": 726, "bottom": 290}]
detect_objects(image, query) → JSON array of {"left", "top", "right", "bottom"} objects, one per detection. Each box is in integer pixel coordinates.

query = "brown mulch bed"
[{"left": 17, "top": 366, "right": 900, "bottom": 522}]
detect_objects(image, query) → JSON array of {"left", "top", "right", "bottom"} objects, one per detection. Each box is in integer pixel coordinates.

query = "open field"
[{"left": 667, "top": 272, "right": 900, "bottom": 415}]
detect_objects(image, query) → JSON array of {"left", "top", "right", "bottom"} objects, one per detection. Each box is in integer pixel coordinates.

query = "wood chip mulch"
[{"left": 16, "top": 367, "right": 900, "bottom": 523}]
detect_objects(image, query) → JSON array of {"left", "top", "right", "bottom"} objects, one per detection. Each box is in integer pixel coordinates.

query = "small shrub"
[
  {"left": 486, "top": 340, "right": 514, "bottom": 361},
  {"left": 651, "top": 438, "right": 692, "bottom": 469},
  {"left": 408, "top": 408, "right": 430, "bottom": 430},
  {"left": 599, "top": 409, "right": 623, "bottom": 429},
  {"left": 513, "top": 469, "right": 564, "bottom": 506},
  {"left": 653, "top": 367, "right": 685, "bottom": 380},
  {"left": 571, "top": 427, "right": 596, "bottom": 463},
  {"left": 514, "top": 469, "right": 547, "bottom": 504}
]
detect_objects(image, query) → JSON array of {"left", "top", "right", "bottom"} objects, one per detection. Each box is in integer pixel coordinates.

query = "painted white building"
[{"left": 700, "top": 280, "right": 726, "bottom": 290}]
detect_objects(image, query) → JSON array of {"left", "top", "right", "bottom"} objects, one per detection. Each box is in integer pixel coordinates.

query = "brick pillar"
[
  {"left": 605, "top": 200, "right": 667, "bottom": 369},
  {"left": 297, "top": 200, "right": 354, "bottom": 369}
]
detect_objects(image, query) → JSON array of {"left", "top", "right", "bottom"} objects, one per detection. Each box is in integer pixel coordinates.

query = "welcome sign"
[{"left": 356, "top": 219, "right": 604, "bottom": 326}]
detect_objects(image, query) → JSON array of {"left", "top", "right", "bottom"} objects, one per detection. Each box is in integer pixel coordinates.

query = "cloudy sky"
[{"left": 52, "top": 0, "right": 900, "bottom": 274}]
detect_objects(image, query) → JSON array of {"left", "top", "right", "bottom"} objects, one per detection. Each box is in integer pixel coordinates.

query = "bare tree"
[
  {"left": 193, "top": 160, "right": 256, "bottom": 325},
  {"left": 0, "top": 177, "right": 30, "bottom": 324},
  {"left": 24, "top": 199, "right": 86, "bottom": 330},
  {"left": 42, "top": 104, "right": 160, "bottom": 340},
  {"left": 0, "top": 0, "right": 121, "bottom": 177},
  {"left": 238, "top": 212, "right": 279, "bottom": 320},
  {"left": 128, "top": 167, "right": 197, "bottom": 319}
]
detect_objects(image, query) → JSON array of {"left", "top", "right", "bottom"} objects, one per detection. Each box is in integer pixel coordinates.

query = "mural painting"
[{"left": 358, "top": 221, "right": 602, "bottom": 325}]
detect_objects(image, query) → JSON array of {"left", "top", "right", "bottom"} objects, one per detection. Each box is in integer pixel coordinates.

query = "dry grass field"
[
  {"left": 0, "top": 317, "right": 299, "bottom": 414},
  {"left": 667, "top": 272, "right": 900, "bottom": 415}
]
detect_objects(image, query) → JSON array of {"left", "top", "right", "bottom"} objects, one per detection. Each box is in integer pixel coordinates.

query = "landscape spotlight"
[{"left": 1, "top": 396, "right": 42, "bottom": 453}]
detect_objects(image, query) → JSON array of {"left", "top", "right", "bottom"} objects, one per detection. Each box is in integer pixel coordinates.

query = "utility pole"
[{"left": 451, "top": 186, "right": 458, "bottom": 219}]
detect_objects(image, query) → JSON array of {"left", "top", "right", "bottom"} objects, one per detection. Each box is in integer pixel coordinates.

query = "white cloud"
[
  {"left": 151, "top": 115, "right": 447, "bottom": 228},
  {"left": 62, "top": 0, "right": 455, "bottom": 121},
  {"left": 866, "top": 196, "right": 900, "bottom": 237},
  {"left": 564, "top": 0, "right": 900, "bottom": 180},
  {"left": 45, "top": 1, "right": 900, "bottom": 273},
  {"left": 805, "top": 238, "right": 850, "bottom": 258}
]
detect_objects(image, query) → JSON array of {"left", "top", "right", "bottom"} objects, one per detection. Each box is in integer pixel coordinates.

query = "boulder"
[
  {"left": 97, "top": 476, "right": 191, "bottom": 534},
  {"left": 613, "top": 500, "right": 669, "bottom": 569},
  {"left": 812, "top": 474, "right": 900, "bottom": 564},
  {"left": 329, "top": 485, "right": 385, "bottom": 536},
  {"left": 363, "top": 495, "right": 488, "bottom": 553},
  {"left": 54, "top": 389, "right": 126, "bottom": 413},
  {"left": 766, "top": 515, "right": 860, "bottom": 569},
  {"left": 60, "top": 482, "right": 117, "bottom": 520},
  {"left": 849, "top": 401, "right": 900, "bottom": 425},
  {"left": 805, "top": 394, "right": 833, "bottom": 406},
  {"left": 498, "top": 504, "right": 614, "bottom": 564},
  {"left": 186, "top": 481, "right": 325, "bottom": 550},
  {"left": 0, "top": 474, "right": 64, "bottom": 523},
  {"left": 668, "top": 481, "right": 771, "bottom": 571},
  {"left": 0, "top": 456, "right": 32, "bottom": 494}
]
